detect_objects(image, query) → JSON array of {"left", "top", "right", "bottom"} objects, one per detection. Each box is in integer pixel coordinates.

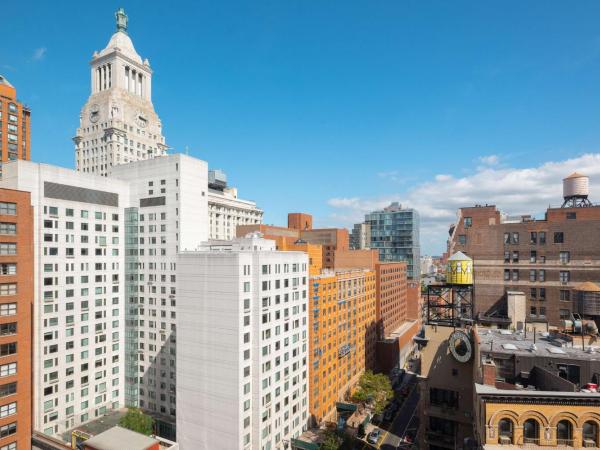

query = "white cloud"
[
  {"left": 478, "top": 154, "right": 500, "bottom": 166},
  {"left": 32, "top": 47, "right": 47, "bottom": 61},
  {"left": 326, "top": 153, "right": 600, "bottom": 255}
]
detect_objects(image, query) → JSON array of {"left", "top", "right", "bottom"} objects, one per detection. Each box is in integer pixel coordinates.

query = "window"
[
  {"left": 529, "top": 270, "right": 536, "bottom": 282},
  {"left": 0, "top": 285, "right": 16, "bottom": 296},
  {"left": 0, "top": 422, "right": 16, "bottom": 439},
  {"left": 458, "top": 235, "right": 466, "bottom": 245},
  {"left": 503, "top": 269, "right": 510, "bottom": 281},
  {"left": 504, "top": 251, "right": 510, "bottom": 263},
  {"left": 539, "top": 307, "right": 546, "bottom": 317},
  {"left": 0, "top": 304, "right": 16, "bottom": 316},
  {"left": 0, "top": 244, "right": 16, "bottom": 255},
  {"left": 0, "top": 265, "right": 16, "bottom": 276},
  {"left": 583, "top": 421, "right": 598, "bottom": 446},
  {"left": 530, "top": 306, "right": 537, "bottom": 317},
  {"left": 429, "top": 388, "right": 459, "bottom": 409},
  {"left": 504, "top": 233, "right": 510, "bottom": 245},
  {"left": 512, "top": 232, "right": 519, "bottom": 244},
  {"left": 499, "top": 419, "right": 514, "bottom": 444},
  {"left": 539, "top": 232, "right": 546, "bottom": 244},
  {"left": 0, "top": 204, "right": 16, "bottom": 215},
  {"left": 530, "top": 232, "right": 537, "bottom": 244},
  {"left": 0, "top": 382, "right": 16, "bottom": 397},
  {"left": 560, "top": 271, "right": 570, "bottom": 284},
  {"left": 0, "top": 223, "right": 16, "bottom": 235},
  {"left": 557, "top": 420, "right": 573, "bottom": 445},
  {"left": 0, "top": 402, "right": 16, "bottom": 418},
  {"left": 0, "top": 442, "right": 16, "bottom": 450},
  {"left": 539, "top": 270, "right": 545, "bottom": 282},
  {"left": 554, "top": 232, "right": 564, "bottom": 243},
  {"left": 512, "top": 251, "right": 519, "bottom": 263},
  {"left": 512, "top": 270, "right": 519, "bottom": 281},
  {"left": 530, "top": 288, "right": 537, "bottom": 299},
  {"left": 0, "top": 323, "right": 16, "bottom": 336},
  {"left": 464, "top": 217, "right": 472, "bottom": 228},
  {"left": 0, "top": 363, "right": 16, "bottom": 377},
  {"left": 539, "top": 288, "right": 546, "bottom": 300},
  {"left": 530, "top": 250, "right": 536, "bottom": 263},
  {"left": 566, "top": 212, "right": 576, "bottom": 220},
  {"left": 0, "top": 343, "right": 16, "bottom": 358},
  {"left": 559, "top": 251, "right": 570, "bottom": 263},
  {"left": 560, "top": 290, "right": 571, "bottom": 301},
  {"left": 560, "top": 309, "right": 571, "bottom": 320}
]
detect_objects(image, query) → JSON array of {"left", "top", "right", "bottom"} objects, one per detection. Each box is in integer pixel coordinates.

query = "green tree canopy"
[
  {"left": 320, "top": 431, "right": 342, "bottom": 450},
  {"left": 119, "top": 407, "right": 154, "bottom": 436},
  {"left": 351, "top": 370, "right": 394, "bottom": 414}
]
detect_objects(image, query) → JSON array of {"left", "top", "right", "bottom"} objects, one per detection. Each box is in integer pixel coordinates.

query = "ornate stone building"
[{"left": 74, "top": 8, "right": 167, "bottom": 176}]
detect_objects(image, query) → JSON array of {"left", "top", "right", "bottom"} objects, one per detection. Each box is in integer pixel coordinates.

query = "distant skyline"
[{"left": 4, "top": 1, "right": 600, "bottom": 254}]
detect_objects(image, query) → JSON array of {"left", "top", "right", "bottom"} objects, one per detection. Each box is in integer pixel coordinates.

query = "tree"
[
  {"left": 320, "top": 431, "right": 342, "bottom": 450},
  {"left": 351, "top": 370, "right": 394, "bottom": 415},
  {"left": 119, "top": 407, "right": 154, "bottom": 436}
]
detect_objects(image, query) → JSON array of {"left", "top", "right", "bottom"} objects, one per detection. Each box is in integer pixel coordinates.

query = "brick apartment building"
[
  {"left": 237, "top": 212, "right": 349, "bottom": 269},
  {"left": 308, "top": 269, "right": 377, "bottom": 424},
  {"left": 0, "top": 189, "right": 32, "bottom": 450},
  {"left": 0, "top": 76, "right": 31, "bottom": 172},
  {"left": 448, "top": 174, "right": 600, "bottom": 326}
]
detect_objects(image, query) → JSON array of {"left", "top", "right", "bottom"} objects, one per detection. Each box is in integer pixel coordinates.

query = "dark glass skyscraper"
[{"left": 366, "top": 202, "right": 420, "bottom": 279}]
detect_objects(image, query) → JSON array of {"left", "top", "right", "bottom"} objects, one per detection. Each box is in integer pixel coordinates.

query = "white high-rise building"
[
  {"left": 207, "top": 169, "right": 263, "bottom": 240},
  {"left": 0, "top": 160, "right": 129, "bottom": 436},
  {"left": 110, "top": 154, "right": 208, "bottom": 438},
  {"left": 74, "top": 8, "right": 167, "bottom": 176},
  {"left": 177, "top": 234, "right": 310, "bottom": 450}
]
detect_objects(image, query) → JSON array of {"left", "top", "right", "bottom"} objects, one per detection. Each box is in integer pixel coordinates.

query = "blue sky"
[{"left": 3, "top": 1, "right": 600, "bottom": 254}]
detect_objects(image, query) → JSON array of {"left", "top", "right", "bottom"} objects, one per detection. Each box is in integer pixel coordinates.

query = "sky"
[{"left": 3, "top": 1, "right": 600, "bottom": 255}]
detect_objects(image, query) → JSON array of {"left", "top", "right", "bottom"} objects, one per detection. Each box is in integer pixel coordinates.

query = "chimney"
[{"left": 482, "top": 359, "right": 497, "bottom": 386}]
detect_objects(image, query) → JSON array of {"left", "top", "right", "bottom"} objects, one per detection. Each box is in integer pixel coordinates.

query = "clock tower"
[{"left": 74, "top": 8, "right": 168, "bottom": 176}]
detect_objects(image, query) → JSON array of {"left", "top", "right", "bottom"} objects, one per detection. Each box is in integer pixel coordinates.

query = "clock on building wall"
[
  {"left": 89, "top": 104, "right": 100, "bottom": 123},
  {"left": 135, "top": 110, "right": 148, "bottom": 128},
  {"left": 448, "top": 330, "right": 473, "bottom": 363}
]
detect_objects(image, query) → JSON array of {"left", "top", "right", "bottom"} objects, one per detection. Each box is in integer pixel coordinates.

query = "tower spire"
[{"left": 115, "top": 7, "right": 128, "bottom": 34}]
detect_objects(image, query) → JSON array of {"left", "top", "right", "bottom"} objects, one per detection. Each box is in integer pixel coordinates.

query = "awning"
[
  {"left": 336, "top": 402, "right": 358, "bottom": 412},
  {"left": 291, "top": 438, "right": 320, "bottom": 450}
]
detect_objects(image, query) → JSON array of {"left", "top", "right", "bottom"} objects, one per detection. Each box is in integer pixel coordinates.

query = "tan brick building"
[{"left": 308, "top": 269, "right": 377, "bottom": 424}]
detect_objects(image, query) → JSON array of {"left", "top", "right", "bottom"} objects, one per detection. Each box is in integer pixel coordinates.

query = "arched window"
[
  {"left": 523, "top": 419, "right": 539, "bottom": 444},
  {"left": 498, "top": 418, "right": 513, "bottom": 444},
  {"left": 557, "top": 420, "right": 573, "bottom": 445},
  {"left": 583, "top": 421, "right": 598, "bottom": 446}
]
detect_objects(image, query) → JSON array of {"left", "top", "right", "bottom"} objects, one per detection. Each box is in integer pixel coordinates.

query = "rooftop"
[
  {"left": 477, "top": 328, "right": 599, "bottom": 360},
  {"left": 81, "top": 426, "right": 158, "bottom": 450},
  {"left": 475, "top": 383, "right": 600, "bottom": 398}
]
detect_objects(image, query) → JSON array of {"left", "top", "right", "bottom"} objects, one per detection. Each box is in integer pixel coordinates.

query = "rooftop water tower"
[
  {"left": 426, "top": 251, "right": 474, "bottom": 327},
  {"left": 562, "top": 172, "right": 592, "bottom": 207}
]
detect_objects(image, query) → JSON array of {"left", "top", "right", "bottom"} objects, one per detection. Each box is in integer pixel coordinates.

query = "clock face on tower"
[
  {"left": 89, "top": 104, "right": 100, "bottom": 123},
  {"left": 448, "top": 330, "right": 473, "bottom": 363},
  {"left": 135, "top": 110, "right": 148, "bottom": 128}
]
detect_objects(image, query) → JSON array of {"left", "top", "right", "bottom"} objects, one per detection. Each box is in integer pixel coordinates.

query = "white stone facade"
[
  {"left": 0, "top": 160, "right": 129, "bottom": 436},
  {"left": 74, "top": 24, "right": 167, "bottom": 176},
  {"left": 110, "top": 154, "right": 208, "bottom": 428},
  {"left": 208, "top": 188, "right": 263, "bottom": 240},
  {"left": 177, "top": 235, "right": 310, "bottom": 450}
]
